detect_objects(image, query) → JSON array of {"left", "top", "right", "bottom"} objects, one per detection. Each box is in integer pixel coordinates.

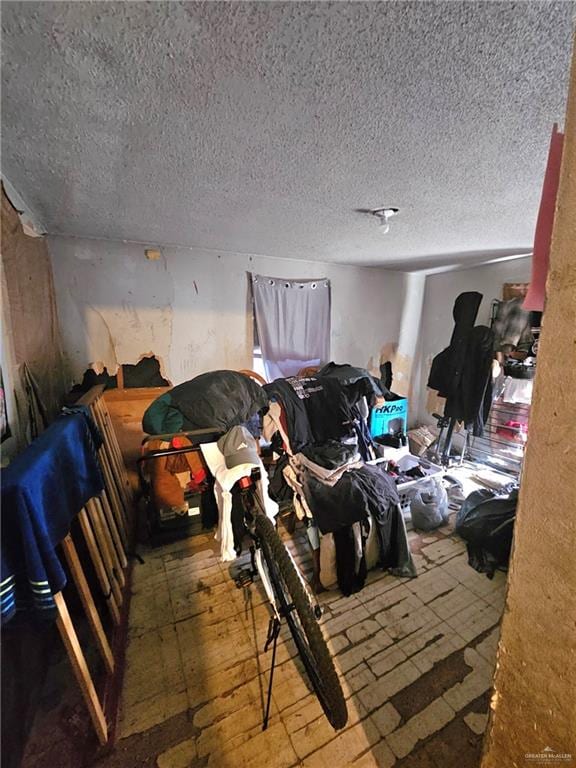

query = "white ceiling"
[{"left": 1, "top": 1, "right": 574, "bottom": 268}]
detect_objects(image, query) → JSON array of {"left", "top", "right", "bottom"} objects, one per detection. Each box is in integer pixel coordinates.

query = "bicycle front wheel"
[{"left": 255, "top": 514, "right": 348, "bottom": 730}]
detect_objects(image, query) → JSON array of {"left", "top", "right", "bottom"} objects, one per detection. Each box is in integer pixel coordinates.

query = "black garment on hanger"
[
  {"left": 460, "top": 325, "right": 495, "bottom": 435},
  {"left": 428, "top": 292, "right": 494, "bottom": 436},
  {"left": 428, "top": 292, "right": 482, "bottom": 400}
]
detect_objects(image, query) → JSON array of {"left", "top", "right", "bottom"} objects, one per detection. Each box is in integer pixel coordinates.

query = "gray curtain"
[{"left": 251, "top": 274, "right": 331, "bottom": 381}]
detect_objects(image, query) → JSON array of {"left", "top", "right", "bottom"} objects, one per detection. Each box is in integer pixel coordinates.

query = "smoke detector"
[{"left": 370, "top": 207, "right": 399, "bottom": 234}]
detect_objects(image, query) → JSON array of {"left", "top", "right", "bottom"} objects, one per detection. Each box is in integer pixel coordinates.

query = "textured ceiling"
[{"left": 1, "top": 1, "right": 574, "bottom": 267}]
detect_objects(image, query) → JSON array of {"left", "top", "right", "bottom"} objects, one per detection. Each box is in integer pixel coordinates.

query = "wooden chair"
[
  {"left": 296, "top": 366, "right": 320, "bottom": 378},
  {"left": 238, "top": 369, "right": 268, "bottom": 386}
]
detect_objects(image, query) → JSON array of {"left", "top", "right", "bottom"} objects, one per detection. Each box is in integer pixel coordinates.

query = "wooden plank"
[
  {"left": 88, "top": 498, "right": 126, "bottom": 590},
  {"left": 91, "top": 402, "right": 132, "bottom": 513},
  {"left": 90, "top": 399, "right": 125, "bottom": 496},
  {"left": 116, "top": 365, "right": 125, "bottom": 391},
  {"left": 103, "top": 386, "right": 170, "bottom": 498},
  {"left": 76, "top": 384, "right": 107, "bottom": 407},
  {"left": 97, "top": 443, "right": 129, "bottom": 547},
  {"left": 85, "top": 500, "right": 123, "bottom": 608},
  {"left": 100, "top": 490, "right": 128, "bottom": 570},
  {"left": 61, "top": 535, "right": 115, "bottom": 675},
  {"left": 100, "top": 400, "right": 133, "bottom": 500},
  {"left": 54, "top": 592, "right": 108, "bottom": 746},
  {"left": 103, "top": 386, "right": 170, "bottom": 402},
  {"left": 78, "top": 509, "right": 120, "bottom": 626},
  {"left": 94, "top": 398, "right": 129, "bottom": 484}
]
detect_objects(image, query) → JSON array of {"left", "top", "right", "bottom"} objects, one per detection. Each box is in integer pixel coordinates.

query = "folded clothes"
[
  {"left": 300, "top": 440, "right": 359, "bottom": 470},
  {"left": 294, "top": 453, "right": 363, "bottom": 488}
]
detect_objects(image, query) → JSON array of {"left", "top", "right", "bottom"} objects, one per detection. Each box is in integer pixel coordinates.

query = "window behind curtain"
[{"left": 251, "top": 274, "right": 331, "bottom": 381}]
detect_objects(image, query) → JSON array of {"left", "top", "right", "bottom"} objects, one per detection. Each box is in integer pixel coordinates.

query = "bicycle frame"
[{"left": 139, "top": 435, "right": 342, "bottom": 731}]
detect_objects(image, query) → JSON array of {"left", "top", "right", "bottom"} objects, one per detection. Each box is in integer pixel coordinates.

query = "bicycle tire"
[{"left": 255, "top": 513, "right": 348, "bottom": 730}]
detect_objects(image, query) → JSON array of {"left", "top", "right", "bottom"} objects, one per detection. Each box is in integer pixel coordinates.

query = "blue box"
[{"left": 369, "top": 397, "right": 408, "bottom": 438}]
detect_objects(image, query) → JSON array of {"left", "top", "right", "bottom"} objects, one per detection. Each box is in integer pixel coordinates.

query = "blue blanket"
[{"left": 1, "top": 411, "right": 104, "bottom": 624}]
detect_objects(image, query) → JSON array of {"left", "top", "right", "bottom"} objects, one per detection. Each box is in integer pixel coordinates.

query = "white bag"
[{"left": 410, "top": 479, "right": 449, "bottom": 531}]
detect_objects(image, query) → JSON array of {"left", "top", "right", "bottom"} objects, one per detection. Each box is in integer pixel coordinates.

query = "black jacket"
[{"left": 428, "top": 292, "right": 494, "bottom": 435}]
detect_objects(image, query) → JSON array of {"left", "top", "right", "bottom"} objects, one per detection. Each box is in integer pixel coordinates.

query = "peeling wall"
[
  {"left": 392, "top": 272, "right": 426, "bottom": 404},
  {"left": 1, "top": 189, "right": 67, "bottom": 446},
  {"left": 48, "top": 236, "right": 407, "bottom": 386},
  {"left": 414, "top": 256, "right": 533, "bottom": 426}
]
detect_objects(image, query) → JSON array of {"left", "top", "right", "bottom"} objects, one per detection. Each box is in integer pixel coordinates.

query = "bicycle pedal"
[
  {"left": 234, "top": 570, "right": 254, "bottom": 589},
  {"left": 313, "top": 605, "right": 323, "bottom": 620}
]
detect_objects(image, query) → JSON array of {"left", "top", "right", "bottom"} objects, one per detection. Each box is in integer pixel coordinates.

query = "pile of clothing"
[
  {"left": 142, "top": 371, "right": 276, "bottom": 556},
  {"left": 455, "top": 487, "right": 517, "bottom": 578},
  {"left": 141, "top": 435, "right": 218, "bottom": 528},
  {"left": 263, "top": 372, "right": 416, "bottom": 595},
  {"left": 142, "top": 370, "right": 267, "bottom": 436},
  {"left": 141, "top": 367, "right": 417, "bottom": 594},
  {"left": 263, "top": 373, "right": 376, "bottom": 457}
]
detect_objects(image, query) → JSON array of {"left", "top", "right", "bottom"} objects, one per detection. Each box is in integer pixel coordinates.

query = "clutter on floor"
[
  {"left": 137, "top": 354, "right": 522, "bottom": 602},
  {"left": 455, "top": 487, "right": 518, "bottom": 578},
  {"left": 4, "top": 336, "right": 526, "bottom": 765},
  {"left": 6, "top": 282, "right": 535, "bottom": 760},
  {"left": 18, "top": 499, "right": 506, "bottom": 768},
  {"left": 139, "top": 366, "right": 420, "bottom": 596}
]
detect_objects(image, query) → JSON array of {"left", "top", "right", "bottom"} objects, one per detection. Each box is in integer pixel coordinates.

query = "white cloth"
[
  {"left": 262, "top": 401, "right": 293, "bottom": 454},
  {"left": 282, "top": 463, "right": 314, "bottom": 520},
  {"left": 200, "top": 442, "right": 278, "bottom": 561},
  {"left": 251, "top": 274, "right": 331, "bottom": 381}
]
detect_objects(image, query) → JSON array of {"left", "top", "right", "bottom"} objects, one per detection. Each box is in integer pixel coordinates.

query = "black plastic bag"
[{"left": 455, "top": 488, "right": 517, "bottom": 578}]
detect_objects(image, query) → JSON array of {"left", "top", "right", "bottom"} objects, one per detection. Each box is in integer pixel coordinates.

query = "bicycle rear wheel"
[{"left": 255, "top": 513, "right": 348, "bottom": 730}]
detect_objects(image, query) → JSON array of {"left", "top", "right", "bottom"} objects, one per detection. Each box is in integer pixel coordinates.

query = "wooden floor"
[{"left": 21, "top": 493, "right": 505, "bottom": 768}]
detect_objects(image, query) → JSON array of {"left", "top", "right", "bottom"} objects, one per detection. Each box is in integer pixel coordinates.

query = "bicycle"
[{"left": 137, "top": 432, "right": 348, "bottom": 732}]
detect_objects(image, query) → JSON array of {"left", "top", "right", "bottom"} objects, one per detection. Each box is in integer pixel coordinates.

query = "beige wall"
[
  {"left": 481, "top": 45, "right": 576, "bottom": 766},
  {"left": 48, "top": 236, "right": 408, "bottom": 387}
]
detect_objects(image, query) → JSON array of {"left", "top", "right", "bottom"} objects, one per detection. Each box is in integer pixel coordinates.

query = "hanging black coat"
[
  {"left": 428, "top": 292, "right": 494, "bottom": 436},
  {"left": 428, "top": 291, "right": 482, "bottom": 400}
]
